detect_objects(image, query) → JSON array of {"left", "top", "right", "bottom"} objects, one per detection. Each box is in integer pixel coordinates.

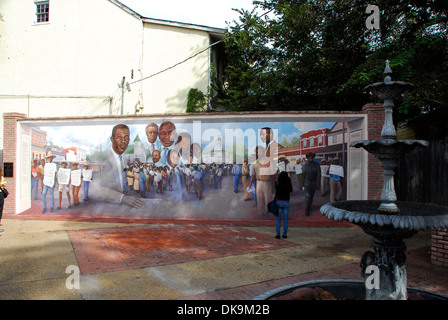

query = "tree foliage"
[
  {"left": 218, "top": 0, "right": 448, "bottom": 133},
  {"left": 186, "top": 88, "right": 207, "bottom": 113}
]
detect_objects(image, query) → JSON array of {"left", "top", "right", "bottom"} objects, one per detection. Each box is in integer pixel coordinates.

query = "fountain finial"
[{"left": 384, "top": 60, "right": 392, "bottom": 83}]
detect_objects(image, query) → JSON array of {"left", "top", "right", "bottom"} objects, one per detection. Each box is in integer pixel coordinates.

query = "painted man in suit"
[
  {"left": 145, "top": 122, "right": 161, "bottom": 162},
  {"left": 158, "top": 120, "right": 177, "bottom": 165},
  {"left": 260, "top": 127, "right": 278, "bottom": 176},
  {"left": 90, "top": 124, "right": 143, "bottom": 208}
]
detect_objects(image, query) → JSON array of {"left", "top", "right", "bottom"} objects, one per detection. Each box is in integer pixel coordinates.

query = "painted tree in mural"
[{"left": 217, "top": 0, "right": 448, "bottom": 137}]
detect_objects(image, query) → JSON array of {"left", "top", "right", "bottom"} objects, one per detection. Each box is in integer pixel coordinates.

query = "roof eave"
[
  {"left": 142, "top": 17, "right": 226, "bottom": 35},
  {"left": 108, "top": 0, "right": 143, "bottom": 20},
  {"left": 110, "top": 0, "right": 226, "bottom": 35}
]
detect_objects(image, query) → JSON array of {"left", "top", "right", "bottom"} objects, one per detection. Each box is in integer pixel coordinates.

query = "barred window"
[{"left": 36, "top": 1, "right": 49, "bottom": 23}]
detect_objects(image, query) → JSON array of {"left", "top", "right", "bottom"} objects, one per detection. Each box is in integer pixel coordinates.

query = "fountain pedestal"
[
  {"left": 360, "top": 225, "right": 416, "bottom": 300},
  {"left": 320, "top": 61, "right": 448, "bottom": 300}
]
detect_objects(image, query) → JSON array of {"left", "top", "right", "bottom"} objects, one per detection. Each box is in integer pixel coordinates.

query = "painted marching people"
[
  {"left": 295, "top": 158, "right": 303, "bottom": 189},
  {"left": 82, "top": 163, "right": 93, "bottom": 201},
  {"left": 57, "top": 161, "right": 72, "bottom": 210},
  {"left": 320, "top": 158, "right": 330, "bottom": 197},
  {"left": 38, "top": 159, "right": 45, "bottom": 194},
  {"left": 241, "top": 158, "right": 251, "bottom": 201},
  {"left": 232, "top": 162, "right": 242, "bottom": 193},
  {"left": 71, "top": 162, "right": 82, "bottom": 206},
  {"left": 42, "top": 152, "right": 57, "bottom": 213},
  {"left": 31, "top": 159, "right": 40, "bottom": 200},
  {"left": 329, "top": 156, "right": 344, "bottom": 202},
  {"left": 302, "top": 152, "right": 320, "bottom": 216},
  {"left": 192, "top": 165, "right": 203, "bottom": 199}
]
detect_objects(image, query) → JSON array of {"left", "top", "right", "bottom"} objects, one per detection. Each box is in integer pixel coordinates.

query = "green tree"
[
  {"left": 219, "top": 0, "right": 448, "bottom": 137},
  {"left": 222, "top": 1, "right": 372, "bottom": 111},
  {"left": 186, "top": 88, "right": 207, "bottom": 113}
]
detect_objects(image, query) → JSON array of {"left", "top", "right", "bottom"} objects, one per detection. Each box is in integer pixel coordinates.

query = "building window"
[
  {"left": 36, "top": 1, "right": 49, "bottom": 23},
  {"left": 310, "top": 137, "right": 314, "bottom": 147},
  {"left": 318, "top": 135, "right": 323, "bottom": 146},
  {"left": 332, "top": 135, "right": 338, "bottom": 144}
]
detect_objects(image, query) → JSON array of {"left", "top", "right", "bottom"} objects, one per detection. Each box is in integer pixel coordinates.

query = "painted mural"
[{"left": 30, "top": 119, "right": 343, "bottom": 220}]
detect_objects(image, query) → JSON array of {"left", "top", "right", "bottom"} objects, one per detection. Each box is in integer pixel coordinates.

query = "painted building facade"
[
  {"left": 278, "top": 128, "right": 330, "bottom": 161},
  {"left": 31, "top": 127, "right": 47, "bottom": 160}
]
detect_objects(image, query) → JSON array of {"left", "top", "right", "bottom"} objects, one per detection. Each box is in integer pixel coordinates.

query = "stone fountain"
[
  {"left": 319, "top": 61, "right": 448, "bottom": 300},
  {"left": 254, "top": 61, "right": 448, "bottom": 301}
]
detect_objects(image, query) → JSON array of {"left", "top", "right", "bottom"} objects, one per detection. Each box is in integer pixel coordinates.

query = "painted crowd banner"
[{"left": 32, "top": 118, "right": 342, "bottom": 220}]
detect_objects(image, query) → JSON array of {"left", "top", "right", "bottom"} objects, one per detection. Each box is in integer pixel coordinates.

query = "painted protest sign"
[
  {"left": 43, "top": 162, "right": 57, "bottom": 188},
  {"left": 329, "top": 165, "right": 344, "bottom": 177},
  {"left": 71, "top": 169, "right": 82, "bottom": 187},
  {"left": 57, "top": 168, "right": 71, "bottom": 185}
]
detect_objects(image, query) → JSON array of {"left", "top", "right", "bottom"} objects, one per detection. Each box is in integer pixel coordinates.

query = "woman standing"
[
  {"left": 275, "top": 171, "right": 293, "bottom": 239},
  {"left": 0, "top": 166, "right": 6, "bottom": 226}
]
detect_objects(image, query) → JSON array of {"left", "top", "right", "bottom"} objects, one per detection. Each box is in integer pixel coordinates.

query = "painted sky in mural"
[{"left": 41, "top": 120, "right": 335, "bottom": 157}]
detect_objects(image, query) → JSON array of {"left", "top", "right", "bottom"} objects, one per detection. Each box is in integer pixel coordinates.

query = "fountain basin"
[
  {"left": 321, "top": 200, "right": 448, "bottom": 231},
  {"left": 365, "top": 81, "right": 414, "bottom": 100},
  {"left": 253, "top": 280, "right": 448, "bottom": 300},
  {"left": 320, "top": 200, "right": 448, "bottom": 300},
  {"left": 351, "top": 139, "right": 429, "bottom": 159}
]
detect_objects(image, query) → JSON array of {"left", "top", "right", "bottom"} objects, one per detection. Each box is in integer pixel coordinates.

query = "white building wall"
[
  {"left": 139, "top": 22, "right": 210, "bottom": 114},
  {"left": 0, "top": 0, "right": 142, "bottom": 107},
  {"left": 0, "top": 0, "right": 220, "bottom": 148}
]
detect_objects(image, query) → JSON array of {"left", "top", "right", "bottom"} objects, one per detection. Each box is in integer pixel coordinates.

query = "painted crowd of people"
[{"left": 121, "top": 159, "right": 236, "bottom": 201}]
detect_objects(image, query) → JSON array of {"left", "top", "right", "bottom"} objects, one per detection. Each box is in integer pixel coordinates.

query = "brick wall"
[
  {"left": 362, "top": 103, "right": 385, "bottom": 200},
  {"left": 432, "top": 229, "right": 448, "bottom": 266},
  {"left": 2, "top": 112, "right": 27, "bottom": 215}
]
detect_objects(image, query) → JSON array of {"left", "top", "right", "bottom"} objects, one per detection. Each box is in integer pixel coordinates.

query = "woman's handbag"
[
  {"left": 267, "top": 197, "right": 278, "bottom": 216},
  {"left": 1, "top": 187, "right": 8, "bottom": 198}
]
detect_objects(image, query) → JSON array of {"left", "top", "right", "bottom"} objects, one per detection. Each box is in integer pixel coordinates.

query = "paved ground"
[{"left": 1, "top": 214, "right": 447, "bottom": 300}]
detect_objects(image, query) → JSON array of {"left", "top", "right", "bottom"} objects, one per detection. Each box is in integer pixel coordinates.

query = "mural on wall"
[{"left": 30, "top": 119, "right": 341, "bottom": 220}]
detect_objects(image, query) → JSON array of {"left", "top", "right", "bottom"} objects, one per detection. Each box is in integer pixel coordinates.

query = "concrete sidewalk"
[{"left": 0, "top": 217, "right": 447, "bottom": 300}]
